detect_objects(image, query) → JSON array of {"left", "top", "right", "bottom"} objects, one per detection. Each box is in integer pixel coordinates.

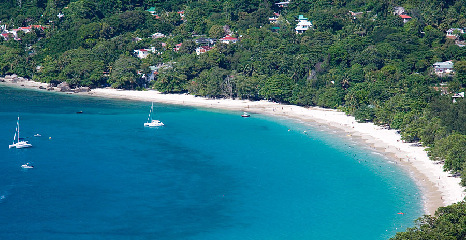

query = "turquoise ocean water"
[{"left": 0, "top": 85, "right": 422, "bottom": 239}]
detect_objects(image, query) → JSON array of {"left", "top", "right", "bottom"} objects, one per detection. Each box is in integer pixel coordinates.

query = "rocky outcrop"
[
  {"left": 57, "top": 82, "right": 71, "bottom": 92},
  {"left": 74, "top": 87, "right": 90, "bottom": 93}
]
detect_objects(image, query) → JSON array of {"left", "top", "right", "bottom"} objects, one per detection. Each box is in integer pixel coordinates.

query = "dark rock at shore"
[
  {"left": 74, "top": 87, "right": 90, "bottom": 93},
  {"left": 57, "top": 82, "right": 71, "bottom": 92}
]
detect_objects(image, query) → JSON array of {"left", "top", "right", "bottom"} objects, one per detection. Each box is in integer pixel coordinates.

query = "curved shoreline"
[{"left": 1, "top": 78, "right": 464, "bottom": 215}]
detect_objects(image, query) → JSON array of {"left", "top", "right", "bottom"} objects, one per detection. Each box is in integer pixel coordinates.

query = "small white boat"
[
  {"left": 144, "top": 102, "right": 164, "bottom": 127},
  {"left": 241, "top": 112, "right": 250, "bottom": 117},
  {"left": 9, "top": 116, "right": 32, "bottom": 149},
  {"left": 34, "top": 134, "right": 41, "bottom": 137},
  {"left": 21, "top": 163, "right": 34, "bottom": 169}
]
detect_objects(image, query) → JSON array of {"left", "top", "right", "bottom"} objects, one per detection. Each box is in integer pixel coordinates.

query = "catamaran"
[
  {"left": 144, "top": 102, "right": 164, "bottom": 127},
  {"left": 9, "top": 116, "right": 32, "bottom": 149},
  {"left": 21, "top": 163, "right": 34, "bottom": 169}
]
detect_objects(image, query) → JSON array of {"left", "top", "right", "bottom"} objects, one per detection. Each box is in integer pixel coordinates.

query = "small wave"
[{"left": 371, "top": 151, "right": 383, "bottom": 156}]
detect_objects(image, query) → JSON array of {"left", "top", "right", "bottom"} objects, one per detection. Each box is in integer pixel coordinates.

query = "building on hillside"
[
  {"left": 134, "top": 49, "right": 150, "bottom": 59},
  {"left": 433, "top": 61, "right": 454, "bottom": 77},
  {"left": 399, "top": 15, "right": 412, "bottom": 23},
  {"left": 1, "top": 33, "right": 10, "bottom": 40},
  {"left": 275, "top": 1, "right": 290, "bottom": 7},
  {"left": 219, "top": 35, "right": 238, "bottom": 44},
  {"left": 146, "top": 7, "right": 157, "bottom": 16},
  {"left": 269, "top": 12, "right": 280, "bottom": 24},
  {"left": 151, "top": 32, "right": 166, "bottom": 39},
  {"left": 393, "top": 6, "right": 406, "bottom": 16},
  {"left": 177, "top": 11, "right": 185, "bottom": 20},
  {"left": 446, "top": 28, "right": 465, "bottom": 39},
  {"left": 349, "top": 11, "right": 364, "bottom": 19},
  {"left": 18, "top": 26, "right": 32, "bottom": 33},
  {"left": 174, "top": 43, "right": 182, "bottom": 51},
  {"left": 196, "top": 46, "right": 212, "bottom": 55},
  {"left": 195, "top": 37, "right": 216, "bottom": 46},
  {"left": 30, "top": 25, "right": 46, "bottom": 30},
  {"left": 295, "top": 15, "right": 312, "bottom": 34},
  {"left": 452, "top": 92, "right": 465, "bottom": 103}
]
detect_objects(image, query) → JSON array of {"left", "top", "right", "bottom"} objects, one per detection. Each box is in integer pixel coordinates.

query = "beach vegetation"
[{"left": 392, "top": 201, "right": 466, "bottom": 240}]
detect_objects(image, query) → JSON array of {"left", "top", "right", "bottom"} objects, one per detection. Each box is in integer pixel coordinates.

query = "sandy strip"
[{"left": 2, "top": 78, "right": 464, "bottom": 215}]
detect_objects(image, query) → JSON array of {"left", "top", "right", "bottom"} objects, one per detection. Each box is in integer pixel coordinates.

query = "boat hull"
[
  {"left": 144, "top": 120, "right": 164, "bottom": 127},
  {"left": 9, "top": 141, "right": 32, "bottom": 149}
]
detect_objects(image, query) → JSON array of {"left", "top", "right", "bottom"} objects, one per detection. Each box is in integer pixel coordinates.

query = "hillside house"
[
  {"left": 349, "top": 11, "right": 363, "bottom": 19},
  {"left": 1, "top": 33, "right": 10, "bottom": 40},
  {"left": 151, "top": 32, "right": 166, "bottom": 39},
  {"left": 219, "top": 35, "right": 238, "bottom": 44},
  {"left": 196, "top": 46, "right": 212, "bottom": 55},
  {"left": 146, "top": 7, "right": 157, "bottom": 16},
  {"left": 433, "top": 61, "right": 454, "bottom": 77},
  {"left": 446, "top": 28, "right": 465, "bottom": 39},
  {"left": 452, "top": 92, "right": 465, "bottom": 103},
  {"left": 393, "top": 6, "right": 406, "bottom": 16},
  {"left": 195, "top": 37, "right": 216, "bottom": 46},
  {"left": 399, "top": 15, "right": 412, "bottom": 23},
  {"left": 275, "top": 1, "right": 290, "bottom": 7},
  {"left": 134, "top": 49, "right": 150, "bottom": 59},
  {"left": 269, "top": 13, "right": 280, "bottom": 24},
  {"left": 174, "top": 43, "right": 182, "bottom": 51},
  {"left": 177, "top": 11, "right": 185, "bottom": 20},
  {"left": 295, "top": 15, "right": 313, "bottom": 34}
]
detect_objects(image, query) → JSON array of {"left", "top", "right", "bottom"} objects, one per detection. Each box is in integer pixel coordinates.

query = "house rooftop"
[
  {"left": 399, "top": 15, "right": 411, "bottom": 19},
  {"left": 220, "top": 36, "right": 238, "bottom": 40},
  {"left": 433, "top": 61, "right": 454, "bottom": 68},
  {"left": 298, "top": 15, "right": 308, "bottom": 20}
]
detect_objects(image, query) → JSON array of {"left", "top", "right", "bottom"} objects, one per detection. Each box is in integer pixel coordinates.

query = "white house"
[
  {"left": 275, "top": 1, "right": 290, "bottom": 7},
  {"left": 151, "top": 32, "right": 166, "bottom": 39},
  {"left": 452, "top": 92, "right": 464, "bottom": 103},
  {"left": 295, "top": 15, "right": 313, "bottom": 34},
  {"left": 219, "top": 35, "right": 238, "bottom": 44},
  {"left": 446, "top": 28, "right": 465, "bottom": 39},
  {"left": 433, "top": 61, "right": 454, "bottom": 77},
  {"left": 134, "top": 49, "right": 150, "bottom": 59}
]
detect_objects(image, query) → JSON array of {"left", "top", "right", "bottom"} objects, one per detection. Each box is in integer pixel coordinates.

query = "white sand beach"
[{"left": 1, "top": 77, "right": 464, "bottom": 215}]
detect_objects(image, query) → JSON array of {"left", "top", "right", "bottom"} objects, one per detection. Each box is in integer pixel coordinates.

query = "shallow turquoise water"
[{"left": 0, "top": 85, "right": 422, "bottom": 239}]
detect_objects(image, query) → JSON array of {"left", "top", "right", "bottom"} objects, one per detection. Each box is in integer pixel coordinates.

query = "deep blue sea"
[{"left": 0, "top": 85, "right": 422, "bottom": 240}]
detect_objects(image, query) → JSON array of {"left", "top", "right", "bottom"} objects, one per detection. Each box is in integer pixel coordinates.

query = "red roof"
[
  {"left": 30, "top": 25, "right": 46, "bottom": 30},
  {"left": 175, "top": 43, "right": 182, "bottom": 47},
  {"left": 139, "top": 49, "right": 148, "bottom": 51},
  {"left": 399, "top": 15, "right": 411, "bottom": 19},
  {"left": 19, "top": 27, "right": 31, "bottom": 30},
  {"left": 220, "top": 36, "right": 238, "bottom": 41}
]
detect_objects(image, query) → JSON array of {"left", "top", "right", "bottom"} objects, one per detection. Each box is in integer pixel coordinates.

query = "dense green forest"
[{"left": 1, "top": 0, "right": 466, "bottom": 237}]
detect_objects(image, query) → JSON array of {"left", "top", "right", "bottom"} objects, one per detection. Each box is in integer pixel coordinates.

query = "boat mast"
[
  {"left": 150, "top": 102, "right": 154, "bottom": 122},
  {"left": 16, "top": 116, "right": 19, "bottom": 144}
]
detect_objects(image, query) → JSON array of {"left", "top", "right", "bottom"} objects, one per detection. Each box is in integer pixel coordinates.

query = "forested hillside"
[{"left": 1, "top": 0, "right": 466, "bottom": 237}]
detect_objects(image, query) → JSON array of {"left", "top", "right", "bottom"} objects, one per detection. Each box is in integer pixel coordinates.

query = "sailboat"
[
  {"left": 144, "top": 102, "right": 164, "bottom": 127},
  {"left": 9, "top": 116, "right": 32, "bottom": 149}
]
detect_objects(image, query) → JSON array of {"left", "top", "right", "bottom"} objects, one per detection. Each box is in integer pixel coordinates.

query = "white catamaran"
[
  {"left": 9, "top": 116, "right": 32, "bottom": 149},
  {"left": 144, "top": 102, "right": 164, "bottom": 127}
]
